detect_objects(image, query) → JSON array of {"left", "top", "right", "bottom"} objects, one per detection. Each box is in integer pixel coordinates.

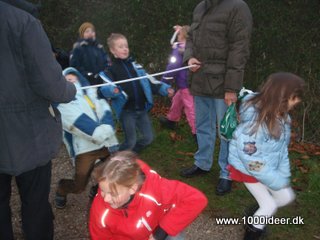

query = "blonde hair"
[
  {"left": 93, "top": 151, "right": 144, "bottom": 195},
  {"left": 107, "top": 33, "right": 127, "bottom": 49}
]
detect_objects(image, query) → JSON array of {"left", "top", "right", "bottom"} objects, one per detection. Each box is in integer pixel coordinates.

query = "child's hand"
[
  {"left": 167, "top": 88, "right": 175, "bottom": 98},
  {"left": 173, "top": 25, "right": 182, "bottom": 32},
  {"left": 113, "top": 87, "right": 119, "bottom": 94}
]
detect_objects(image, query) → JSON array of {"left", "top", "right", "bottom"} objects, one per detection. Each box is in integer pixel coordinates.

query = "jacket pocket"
[
  {"left": 191, "top": 71, "right": 224, "bottom": 97},
  {"left": 204, "top": 74, "right": 224, "bottom": 96}
]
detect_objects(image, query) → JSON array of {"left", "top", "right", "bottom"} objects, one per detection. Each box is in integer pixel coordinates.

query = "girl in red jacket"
[{"left": 89, "top": 151, "right": 208, "bottom": 240}]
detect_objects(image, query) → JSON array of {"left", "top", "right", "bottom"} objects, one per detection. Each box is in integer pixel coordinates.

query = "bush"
[{"left": 39, "top": 0, "right": 320, "bottom": 143}]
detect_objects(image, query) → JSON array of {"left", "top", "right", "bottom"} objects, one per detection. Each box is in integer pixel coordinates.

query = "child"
[
  {"left": 159, "top": 25, "right": 196, "bottom": 138},
  {"left": 70, "top": 22, "right": 109, "bottom": 85},
  {"left": 227, "top": 72, "right": 305, "bottom": 239},
  {"left": 100, "top": 33, "right": 174, "bottom": 153},
  {"left": 89, "top": 151, "right": 208, "bottom": 240},
  {"left": 54, "top": 67, "right": 119, "bottom": 209}
]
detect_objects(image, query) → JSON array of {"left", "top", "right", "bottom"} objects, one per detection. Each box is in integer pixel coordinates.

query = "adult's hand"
[
  {"left": 188, "top": 58, "right": 201, "bottom": 72},
  {"left": 225, "top": 92, "right": 237, "bottom": 106}
]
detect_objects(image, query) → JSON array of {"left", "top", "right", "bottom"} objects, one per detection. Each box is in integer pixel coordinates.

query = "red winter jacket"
[{"left": 89, "top": 160, "right": 208, "bottom": 240}]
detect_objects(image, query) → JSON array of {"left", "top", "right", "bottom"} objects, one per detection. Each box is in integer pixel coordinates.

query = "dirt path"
[{"left": 11, "top": 147, "right": 243, "bottom": 240}]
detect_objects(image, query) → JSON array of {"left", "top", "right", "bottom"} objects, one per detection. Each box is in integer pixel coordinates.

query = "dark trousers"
[
  {"left": 0, "top": 161, "right": 53, "bottom": 240},
  {"left": 57, "top": 147, "right": 110, "bottom": 196}
]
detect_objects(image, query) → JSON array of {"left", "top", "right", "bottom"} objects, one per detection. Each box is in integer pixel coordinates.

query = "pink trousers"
[{"left": 167, "top": 88, "right": 196, "bottom": 134}]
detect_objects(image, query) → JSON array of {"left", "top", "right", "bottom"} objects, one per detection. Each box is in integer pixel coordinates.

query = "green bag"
[
  {"left": 220, "top": 102, "right": 238, "bottom": 141},
  {"left": 220, "top": 88, "right": 253, "bottom": 140}
]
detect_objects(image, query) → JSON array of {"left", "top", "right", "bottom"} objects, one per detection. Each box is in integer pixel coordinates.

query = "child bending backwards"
[
  {"left": 228, "top": 72, "right": 305, "bottom": 239},
  {"left": 159, "top": 25, "right": 196, "bottom": 138},
  {"left": 99, "top": 33, "right": 174, "bottom": 153},
  {"left": 54, "top": 67, "right": 119, "bottom": 209},
  {"left": 89, "top": 151, "right": 208, "bottom": 240}
]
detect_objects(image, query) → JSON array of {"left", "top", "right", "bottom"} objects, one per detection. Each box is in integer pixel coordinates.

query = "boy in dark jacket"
[
  {"left": 70, "top": 22, "right": 109, "bottom": 85},
  {"left": 100, "top": 33, "right": 174, "bottom": 153}
]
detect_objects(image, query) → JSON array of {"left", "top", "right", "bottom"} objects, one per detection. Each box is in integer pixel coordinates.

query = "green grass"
[{"left": 133, "top": 115, "right": 320, "bottom": 239}]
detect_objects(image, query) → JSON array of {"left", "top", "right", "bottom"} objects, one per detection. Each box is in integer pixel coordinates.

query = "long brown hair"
[{"left": 245, "top": 72, "right": 305, "bottom": 139}]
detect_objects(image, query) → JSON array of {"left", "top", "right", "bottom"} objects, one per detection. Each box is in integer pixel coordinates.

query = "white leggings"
[{"left": 244, "top": 182, "right": 295, "bottom": 229}]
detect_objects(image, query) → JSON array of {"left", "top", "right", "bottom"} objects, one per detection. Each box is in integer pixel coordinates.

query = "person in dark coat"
[
  {"left": 0, "top": 2, "right": 76, "bottom": 239},
  {"left": 180, "top": 0, "right": 252, "bottom": 196},
  {"left": 70, "top": 22, "right": 110, "bottom": 85},
  {"left": 0, "top": 0, "right": 41, "bottom": 17}
]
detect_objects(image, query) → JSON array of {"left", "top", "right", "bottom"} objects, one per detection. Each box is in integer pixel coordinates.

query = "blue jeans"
[
  {"left": 119, "top": 109, "right": 154, "bottom": 153},
  {"left": 194, "top": 96, "right": 229, "bottom": 179}
]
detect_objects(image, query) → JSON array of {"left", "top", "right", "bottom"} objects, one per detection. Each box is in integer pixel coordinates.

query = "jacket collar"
[{"left": 112, "top": 56, "right": 134, "bottom": 64}]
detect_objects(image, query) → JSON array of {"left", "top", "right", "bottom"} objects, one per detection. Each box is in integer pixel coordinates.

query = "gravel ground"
[{"left": 11, "top": 147, "right": 243, "bottom": 240}]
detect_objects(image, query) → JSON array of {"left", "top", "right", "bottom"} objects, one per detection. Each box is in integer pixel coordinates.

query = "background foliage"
[{"left": 38, "top": 0, "right": 320, "bottom": 143}]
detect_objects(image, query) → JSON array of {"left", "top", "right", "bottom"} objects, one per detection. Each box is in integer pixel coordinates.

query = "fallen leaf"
[
  {"left": 169, "top": 132, "right": 183, "bottom": 142},
  {"left": 292, "top": 186, "right": 303, "bottom": 191},
  {"left": 301, "top": 155, "right": 310, "bottom": 160},
  {"left": 292, "top": 178, "right": 299, "bottom": 183},
  {"left": 176, "top": 151, "right": 194, "bottom": 157},
  {"left": 298, "top": 166, "right": 309, "bottom": 174},
  {"left": 292, "top": 159, "right": 303, "bottom": 167}
]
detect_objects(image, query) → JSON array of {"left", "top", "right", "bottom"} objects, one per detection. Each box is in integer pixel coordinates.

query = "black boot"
[
  {"left": 215, "top": 178, "right": 232, "bottom": 195},
  {"left": 243, "top": 203, "right": 259, "bottom": 218},
  {"left": 243, "top": 224, "right": 264, "bottom": 240},
  {"left": 159, "top": 116, "right": 176, "bottom": 130},
  {"left": 193, "top": 134, "right": 198, "bottom": 145}
]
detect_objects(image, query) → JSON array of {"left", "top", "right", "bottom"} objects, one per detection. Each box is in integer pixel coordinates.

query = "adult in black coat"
[
  {"left": 0, "top": 2, "right": 76, "bottom": 239},
  {"left": 0, "top": 0, "right": 41, "bottom": 17}
]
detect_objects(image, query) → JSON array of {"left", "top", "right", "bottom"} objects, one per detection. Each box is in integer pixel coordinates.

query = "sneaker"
[
  {"left": 54, "top": 193, "right": 67, "bottom": 209},
  {"left": 159, "top": 116, "right": 177, "bottom": 130}
]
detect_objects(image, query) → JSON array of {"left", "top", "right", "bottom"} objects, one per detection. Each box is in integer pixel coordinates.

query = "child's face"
[
  {"left": 288, "top": 95, "right": 301, "bottom": 110},
  {"left": 83, "top": 27, "right": 96, "bottom": 40},
  {"left": 110, "top": 38, "right": 129, "bottom": 59},
  {"left": 99, "top": 180, "right": 136, "bottom": 209},
  {"left": 65, "top": 74, "right": 78, "bottom": 83},
  {"left": 177, "top": 31, "right": 186, "bottom": 42}
]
